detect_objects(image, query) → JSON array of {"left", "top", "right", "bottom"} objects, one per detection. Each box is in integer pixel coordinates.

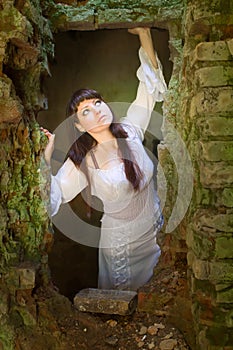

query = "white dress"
[{"left": 50, "top": 47, "right": 167, "bottom": 291}]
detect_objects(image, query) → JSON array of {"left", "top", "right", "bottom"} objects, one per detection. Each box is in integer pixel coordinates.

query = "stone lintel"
[{"left": 74, "top": 288, "right": 138, "bottom": 315}]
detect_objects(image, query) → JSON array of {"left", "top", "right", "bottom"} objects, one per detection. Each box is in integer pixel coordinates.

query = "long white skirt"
[{"left": 98, "top": 215, "right": 161, "bottom": 291}]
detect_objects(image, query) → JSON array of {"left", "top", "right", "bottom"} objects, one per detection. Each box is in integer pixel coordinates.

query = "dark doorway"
[{"left": 38, "top": 28, "right": 172, "bottom": 299}]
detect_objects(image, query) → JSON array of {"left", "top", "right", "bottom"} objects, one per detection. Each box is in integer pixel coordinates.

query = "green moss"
[
  {"left": 11, "top": 306, "right": 37, "bottom": 327},
  {"left": 222, "top": 188, "right": 233, "bottom": 207},
  {"left": 0, "top": 322, "right": 15, "bottom": 350}
]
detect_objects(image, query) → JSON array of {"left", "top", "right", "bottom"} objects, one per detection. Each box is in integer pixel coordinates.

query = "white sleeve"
[
  {"left": 125, "top": 46, "right": 167, "bottom": 140},
  {"left": 50, "top": 157, "right": 88, "bottom": 217}
]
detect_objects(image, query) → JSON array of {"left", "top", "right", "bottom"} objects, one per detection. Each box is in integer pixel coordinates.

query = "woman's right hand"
[{"left": 40, "top": 127, "right": 55, "bottom": 166}]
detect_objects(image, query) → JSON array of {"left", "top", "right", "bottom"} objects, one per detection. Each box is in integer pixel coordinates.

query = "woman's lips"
[{"left": 98, "top": 115, "right": 106, "bottom": 122}]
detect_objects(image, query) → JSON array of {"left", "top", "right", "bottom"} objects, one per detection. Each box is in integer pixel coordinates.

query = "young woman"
[{"left": 42, "top": 27, "right": 167, "bottom": 291}]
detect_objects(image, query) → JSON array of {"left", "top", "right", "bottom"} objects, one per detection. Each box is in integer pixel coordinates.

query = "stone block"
[
  {"left": 200, "top": 141, "right": 233, "bottom": 161},
  {"left": 215, "top": 236, "right": 233, "bottom": 259},
  {"left": 74, "top": 288, "right": 138, "bottom": 315},
  {"left": 195, "top": 210, "right": 233, "bottom": 233},
  {"left": 191, "top": 41, "right": 231, "bottom": 64},
  {"left": 221, "top": 188, "right": 233, "bottom": 207},
  {"left": 192, "top": 258, "right": 210, "bottom": 280},
  {"left": 195, "top": 66, "right": 233, "bottom": 87},
  {"left": 200, "top": 162, "right": 233, "bottom": 188},
  {"left": 209, "top": 261, "right": 233, "bottom": 282},
  {"left": 199, "top": 117, "right": 233, "bottom": 137},
  {"left": 217, "top": 288, "right": 233, "bottom": 304},
  {"left": 186, "top": 229, "right": 214, "bottom": 259},
  {"left": 191, "top": 88, "right": 233, "bottom": 117}
]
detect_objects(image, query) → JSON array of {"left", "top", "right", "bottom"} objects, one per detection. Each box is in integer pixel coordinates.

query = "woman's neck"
[{"left": 89, "top": 128, "right": 116, "bottom": 144}]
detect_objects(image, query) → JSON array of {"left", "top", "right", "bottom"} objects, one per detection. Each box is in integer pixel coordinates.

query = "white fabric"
[{"left": 50, "top": 46, "right": 167, "bottom": 290}]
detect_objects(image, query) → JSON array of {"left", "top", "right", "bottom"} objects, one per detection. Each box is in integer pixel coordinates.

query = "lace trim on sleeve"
[{"left": 136, "top": 47, "right": 167, "bottom": 101}]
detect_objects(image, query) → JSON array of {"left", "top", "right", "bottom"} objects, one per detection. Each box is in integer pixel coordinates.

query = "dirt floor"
[{"left": 15, "top": 289, "right": 190, "bottom": 350}]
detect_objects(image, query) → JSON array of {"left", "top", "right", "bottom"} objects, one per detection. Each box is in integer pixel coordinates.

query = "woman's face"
[{"left": 76, "top": 98, "right": 113, "bottom": 133}]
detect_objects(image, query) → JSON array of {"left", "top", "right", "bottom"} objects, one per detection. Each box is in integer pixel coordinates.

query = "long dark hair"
[{"left": 66, "top": 88, "right": 143, "bottom": 215}]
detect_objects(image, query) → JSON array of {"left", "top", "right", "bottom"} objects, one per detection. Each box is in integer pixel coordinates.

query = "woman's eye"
[
  {"left": 95, "top": 100, "right": 101, "bottom": 106},
  {"left": 82, "top": 109, "right": 89, "bottom": 116}
]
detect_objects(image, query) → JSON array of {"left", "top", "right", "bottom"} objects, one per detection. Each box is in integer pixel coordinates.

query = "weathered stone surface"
[
  {"left": 194, "top": 210, "right": 233, "bottom": 233},
  {"left": 97, "top": 8, "right": 154, "bottom": 28},
  {"left": 220, "top": 188, "right": 233, "bottom": 207},
  {"left": 200, "top": 141, "right": 233, "bottom": 162},
  {"left": 215, "top": 236, "right": 233, "bottom": 259},
  {"left": 216, "top": 288, "right": 233, "bottom": 304},
  {"left": 190, "top": 256, "right": 210, "bottom": 280},
  {"left": 186, "top": 229, "right": 214, "bottom": 259},
  {"left": 74, "top": 288, "right": 138, "bottom": 315},
  {"left": 49, "top": 5, "right": 95, "bottom": 31},
  {"left": 191, "top": 41, "right": 232, "bottom": 64},
  {"left": 209, "top": 261, "right": 233, "bottom": 283},
  {"left": 190, "top": 88, "right": 233, "bottom": 117},
  {"left": 18, "top": 264, "right": 36, "bottom": 290},
  {"left": 195, "top": 66, "right": 233, "bottom": 87},
  {"left": 198, "top": 116, "right": 233, "bottom": 137},
  {"left": 200, "top": 162, "right": 233, "bottom": 188},
  {"left": 0, "top": 98, "right": 23, "bottom": 123}
]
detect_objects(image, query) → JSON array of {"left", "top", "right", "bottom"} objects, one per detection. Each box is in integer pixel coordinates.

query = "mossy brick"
[
  {"left": 191, "top": 41, "right": 231, "bottom": 64},
  {"left": 209, "top": 261, "right": 233, "bottom": 282},
  {"left": 200, "top": 141, "right": 233, "bottom": 162},
  {"left": 217, "top": 288, "right": 233, "bottom": 304},
  {"left": 200, "top": 117, "right": 233, "bottom": 137},
  {"left": 186, "top": 229, "right": 214, "bottom": 259},
  {"left": 200, "top": 162, "right": 233, "bottom": 188},
  {"left": 192, "top": 0, "right": 232, "bottom": 20},
  {"left": 196, "top": 211, "right": 233, "bottom": 232},
  {"left": 221, "top": 188, "right": 233, "bottom": 207},
  {"left": 215, "top": 236, "right": 233, "bottom": 259},
  {"left": 195, "top": 66, "right": 233, "bottom": 87},
  {"left": 190, "top": 88, "right": 233, "bottom": 117}
]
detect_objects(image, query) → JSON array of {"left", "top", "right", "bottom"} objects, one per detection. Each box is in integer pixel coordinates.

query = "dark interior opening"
[{"left": 38, "top": 28, "right": 173, "bottom": 300}]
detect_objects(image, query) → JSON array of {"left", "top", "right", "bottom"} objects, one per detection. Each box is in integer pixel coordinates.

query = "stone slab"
[{"left": 74, "top": 288, "right": 138, "bottom": 315}]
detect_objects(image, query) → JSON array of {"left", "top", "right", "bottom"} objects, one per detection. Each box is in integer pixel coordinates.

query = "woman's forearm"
[{"left": 138, "top": 28, "right": 158, "bottom": 69}]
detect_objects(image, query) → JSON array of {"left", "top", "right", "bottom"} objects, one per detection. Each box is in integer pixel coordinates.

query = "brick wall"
[{"left": 158, "top": 1, "right": 233, "bottom": 348}]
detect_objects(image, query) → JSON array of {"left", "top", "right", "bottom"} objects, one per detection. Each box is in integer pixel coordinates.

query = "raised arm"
[
  {"left": 124, "top": 27, "right": 167, "bottom": 139},
  {"left": 128, "top": 27, "right": 158, "bottom": 69}
]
